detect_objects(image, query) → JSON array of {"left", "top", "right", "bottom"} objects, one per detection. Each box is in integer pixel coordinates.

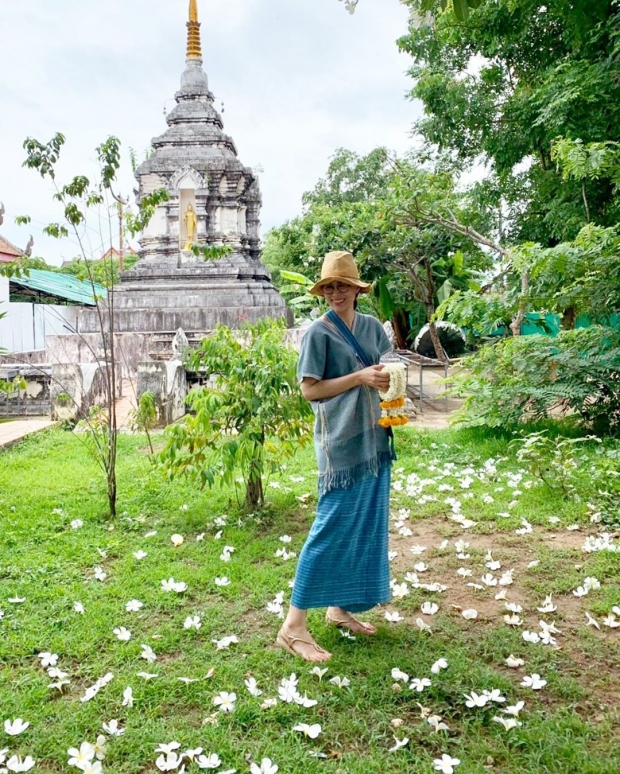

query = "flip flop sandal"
[
  {"left": 325, "top": 612, "right": 376, "bottom": 635},
  {"left": 276, "top": 627, "right": 330, "bottom": 661}
]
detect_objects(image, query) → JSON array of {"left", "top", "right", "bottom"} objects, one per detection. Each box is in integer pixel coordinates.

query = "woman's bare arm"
[{"left": 301, "top": 365, "right": 390, "bottom": 401}]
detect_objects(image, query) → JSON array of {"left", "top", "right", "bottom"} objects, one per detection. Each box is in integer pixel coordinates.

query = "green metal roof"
[{"left": 9, "top": 269, "right": 107, "bottom": 306}]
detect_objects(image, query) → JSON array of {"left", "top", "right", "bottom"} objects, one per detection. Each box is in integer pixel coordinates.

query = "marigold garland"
[{"left": 377, "top": 363, "right": 408, "bottom": 428}]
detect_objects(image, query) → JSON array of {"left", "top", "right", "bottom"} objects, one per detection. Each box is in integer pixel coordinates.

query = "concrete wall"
[{"left": 0, "top": 277, "right": 80, "bottom": 353}]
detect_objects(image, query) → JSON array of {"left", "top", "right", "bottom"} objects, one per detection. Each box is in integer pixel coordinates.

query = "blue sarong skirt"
[{"left": 290, "top": 465, "right": 391, "bottom": 614}]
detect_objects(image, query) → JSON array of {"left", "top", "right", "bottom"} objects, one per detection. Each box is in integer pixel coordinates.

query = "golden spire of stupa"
[{"left": 187, "top": 0, "right": 202, "bottom": 59}]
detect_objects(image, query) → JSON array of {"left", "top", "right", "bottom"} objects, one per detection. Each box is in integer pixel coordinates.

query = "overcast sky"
[{"left": 0, "top": 0, "right": 419, "bottom": 265}]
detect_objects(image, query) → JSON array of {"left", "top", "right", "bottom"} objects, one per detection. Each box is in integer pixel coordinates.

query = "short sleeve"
[
  {"left": 377, "top": 320, "right": 393, "bottom": 356},
  {"left": 297, "top": 325, "right": 327, "bottom": 382}
]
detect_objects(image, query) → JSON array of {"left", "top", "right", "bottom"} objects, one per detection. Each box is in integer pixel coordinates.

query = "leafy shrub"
[
  {"left": 450, "top": 326, "right": 620, "bottom": 434},
  {"left": 160, "top": 319, "right": 313, "bottom": 508}
]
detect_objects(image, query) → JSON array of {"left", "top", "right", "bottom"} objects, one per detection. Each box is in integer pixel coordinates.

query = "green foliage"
[
  {"left": 512, "top": 431, "right": 620, "bottom": 524},
  {"left": 160, "top": 319, "right": 313, "bottom": 508},
  {"left": 451, "top": 326, "right": 620, "bottom": 433},
  {"left": 399, "top": 0, "right": 620, "bottom": 245},
  {"left": 125, "top": 188, "right": 171, "bottom": 238},
  {"left": 277, "top": 269, "right": 325, "bottom": 323},
  {"left": 128, "top": 391, "right": 158, "bottom": 457},
  {"left": 188, "top": 243, "right": 234, "bottom": 262},
  {"left": 59, "top": 254, "right": 139, "bottom": 288}
]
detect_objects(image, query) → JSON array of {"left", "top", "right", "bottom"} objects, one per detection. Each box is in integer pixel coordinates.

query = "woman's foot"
[
  {"left": 276, "top": 625, "right": 332, "bottom": 662},
  {"left": 326, "top": 607, "right": 377, "bottom": 635}
]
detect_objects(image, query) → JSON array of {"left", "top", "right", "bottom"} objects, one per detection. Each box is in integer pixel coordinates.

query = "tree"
[
  {"left": 398, "top": 0, "right": 620, "bottom": 245},
  {"left": 13, "top": 133, "right": 168, "bottom": 517},
  {"left": 160, "top": 320, "right": 314, "bottom": 509}
]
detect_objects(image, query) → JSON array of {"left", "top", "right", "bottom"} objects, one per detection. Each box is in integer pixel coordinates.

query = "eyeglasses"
[{"left": 322, "top": 282, "right": 355, "bottom": 295}]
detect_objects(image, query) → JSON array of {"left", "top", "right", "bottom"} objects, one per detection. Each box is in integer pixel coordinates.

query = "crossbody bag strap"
[
  {"left": 323, "top": 309, "right": 396, "bottom": 457},
  {"left": 324, "top": 309, "right": 373, "bottom": 368}
]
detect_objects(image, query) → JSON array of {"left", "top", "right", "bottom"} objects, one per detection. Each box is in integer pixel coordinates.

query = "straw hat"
[{"left": 308, "top": 250, "right": 371, "bottom": 296}]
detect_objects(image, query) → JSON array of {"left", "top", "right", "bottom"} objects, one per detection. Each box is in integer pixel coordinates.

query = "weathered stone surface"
[
  {"left": 137, "top": 360, "right": 187, "bottom": 427},
  {"left": 79, "top": 7, "right": 288, "bottom": 337}
]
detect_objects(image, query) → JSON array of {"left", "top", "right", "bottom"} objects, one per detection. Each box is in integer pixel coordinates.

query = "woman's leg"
[{"left": 277, "top": 604, "right": 332, "bottom": 662}]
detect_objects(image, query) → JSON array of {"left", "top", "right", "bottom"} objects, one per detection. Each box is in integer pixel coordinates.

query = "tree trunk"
[
  {"left": 245, "top": 475, "right": 264, "bottom": 509},
  {"left": 509, "top": 270, "right": 529, "bottom": 337},
  {"left": 391, "top": 309, "right": 409, "bottom": 349},
  {"left": 562, "top": 305, "right": 577, "bottom": 330},
  {"left": 427, "top": 318, "right": 448, "bottom": 362}
]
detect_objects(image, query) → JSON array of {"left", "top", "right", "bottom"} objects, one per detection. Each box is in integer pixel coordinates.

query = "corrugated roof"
[{"left": 9, "top": 269, "right": 107, "bottom": 306}]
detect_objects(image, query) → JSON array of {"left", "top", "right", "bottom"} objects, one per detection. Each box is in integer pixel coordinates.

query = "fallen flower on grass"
[
  {"left": 410, "top": 677, "right": 431, "bottom": 692},
  {"left": 102, "top": 719, "right": 124, "bottom": 736},
  {"left": 421, "top": 602, "right": 439, "bottom": 616},
  {"left": 113, "top": 626, "right": 131, "bottom": 641},
  {"left": 391, "top": 668, "right": 409, "bottom": 683},
  {"left": 250, "top": 758, "right": 278, "bottom": 774},
  {"left": 170, "top": 534, "right": 184, "bottom": 546},
  {"left": 433, "top": 753, "right": 461, "bottom": 773},
  {"left": 585, "top": 612, "right": 601, "bottom": 629},
  {"left": 483, "top": 688, "right": 506, "bottom": 703},
  {"left": 184, "top": 615, "right": 202, "bottom": 631},
  {"left": 461, "top": 609, "right": 478, "bottom": 620},
  {"left": 520, "top": 673, "right": 547, "bottom": 690},
  {"left": 68, "top": 742, "right": 95, "bottom": 768},
  {"left": 503, "top": 700, "right": 525, "bottom": 716},
  {"left": 4, "top": 718, "right": 29, "bottom": 736},
  {"left": 141, "top": 644, "right": 157, "bottom": 663},
  {"left": 122, "top": 686, "right": 134, "bottom": 707},
  {"left": 388, "top": 736, "right": 409, "bottom": 752},
  {"left": 161, "top": 578, "right": 187, "bottom": 593},
  {"left": 329, "top": 676, "right": 350, "bottom": 688},
  {"left": 212, "top": 635, "right": 238, "bottom": 650},
  {"left": 215, "top": 577, "right": 231, "bottom": 587},
  {"left": 537, "top": 595, "right": 557, "bottom": 613},
  {"left": 125, "top": 599, "right": 144, "bottom": 612},
  {"left": 293, "top": 723, "right": 322, "bottom": 739},
  {"left": 213, "top": 691, "right": 236, "bottom": 712},
  {"left": 93, "top": 567, "right": 107, "bottom": 582},
  {"left": 416, "top": 617, "right": 432, "bottom": 633},
  {"left": 133, "top": 550, "right": 147, "bottom": 560},
  {"left": 603, "top": 614, "right": 620, "bottom": 628},
  {"left": 431, "top": 658, "right": 448, "bottom": 673},
  {"left": 136, "top": 672, "right": 158, "bottom": 680},
  {"left": 493, "top": 715, "right": 522, "bottom": 731},
  {"left": 310, "top": 666, "right": 328, "bottom": 680},
  {"left": 522, "top": 631, "right": 540, "bottom": 644},
  {"left": 384, "top": 611, "right": 404, "bottom": 623},
  {"left": 504, "top": 614, "right": 523, "bottom": 627},
  {"left": 464, "top": 691, "right": 488, "bottom": 708},
  {"left": 6, "top": 755, "right": 36, "bottom": 772},
  {"left": 73, "top": 602, "right": 85, "bottom": 614},
  {"left": 155, "top": 751, "right": 183, "bottom": 771},
  {"left": 245, "top": 677, "right": 262, "bottom": 696},
  {"left": 260, "top": 698, "right": 278, "bottom": 710},
  {"left": 505, "top": 655, "right": 525, "bottom": 668},
  {"left": 427, "top": 715, "right": 449, "bottom": 732},
  {"left": 38, "top": 652, "right": 58, "bottom": 668},
  {"left": 195, "top": 753, "right": 221, "bottom": 769}
]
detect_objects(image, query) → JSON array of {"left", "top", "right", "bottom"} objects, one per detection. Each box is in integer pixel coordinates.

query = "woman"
[{"left": 277, "top": 250, "right": 395, "bottom": 662}]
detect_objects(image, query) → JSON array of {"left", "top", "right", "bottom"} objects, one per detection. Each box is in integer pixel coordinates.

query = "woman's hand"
[{"left": 358, "top": 364, "right": 390, "bottom": 391}]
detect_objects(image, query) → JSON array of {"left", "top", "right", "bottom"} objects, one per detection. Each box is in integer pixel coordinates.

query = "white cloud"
[{"left": 0, "top": 0, "right": 419, "bottom": 265}]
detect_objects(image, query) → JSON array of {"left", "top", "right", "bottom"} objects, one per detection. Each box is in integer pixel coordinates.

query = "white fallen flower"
[
  {"left": 384, "top": 610, "right": 404, "bottom": 623},
  {"left": 212, "top": 635, "right": 238, "bottom": 650},
  {"left": 391, "top": 668, "right": 409, "bottom": 683},
  {"left": 329, "top": 676, "right": 350, "bottom": 688},
  {"left": 140, "top": 644, "right": 157, "bottom": 663},
  {"left": 113, "top": 626, "right": 132, "bottom": 642},
  {"left": 102, "top": 718, "right": 124, "bottom": 736},
  {"left": 431, "top": 658, "right": 448, "bottom": 674},
  {"left": 125, "top": 599, "right": 144, "bottom": 612},
  {"left": 493, "top": 715, "right": 522, "bottom": 731},
  {"left": 520, "top": 673, "right": 547, "bottom": 690},
  {"left": 293, "top": 723, "right": 322, "bottom": 739},
  {"left": 409, "top": 677, "right": 431, "bottom": 692},
  {"left": 245, "top": 677, "right": 263, "bottom": 696},
  {"left": 421, "top": 601, "right": 439, "bottom": 616},
  {"left": 464, "top": 691, "right": 488, "bottom": 708},
  {"left": 184, "top": 615, "right": 202, "bottom": 631},
  {"left": 122, "top": 686, "right": 134, "bottom": 707},
  {"left": 170, "top": 534, "right": 184, "bottom": 546},
  {"left": 503, "top": 700, "right": 525, "bottom": 716},
  {"left": 585, "top": 612, "right": 601, "bottom": 629},
  {"left": 522, "top": 631, "right": 541, "bottom": 644},
  {"left": 461, "top": 609, "right": 478, "bottom": 620},
  {"left": 388, "top": 736, "right": 409, "bottom": 752},
  {"left": 4, "top": 718, "right": 29, "bottom": 736}
]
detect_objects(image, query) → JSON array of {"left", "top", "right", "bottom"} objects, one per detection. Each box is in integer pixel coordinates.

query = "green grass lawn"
[{"left": 1, "top": 426, "right": 619, "bottom": 773}]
